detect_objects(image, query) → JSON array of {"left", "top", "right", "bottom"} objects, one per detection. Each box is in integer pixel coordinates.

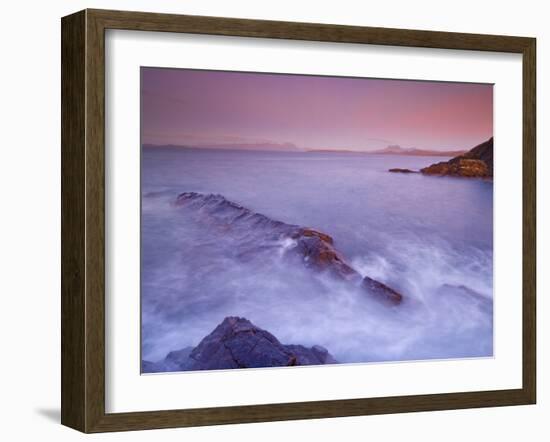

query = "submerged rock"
[
  {"left": 362, "top": 276, "right": 403, "bottom": 305},
  {"left": 141, "top": 360, "right": 163, "bottom": 373},
  {"left": 388, "top": 168, "right": 418, "bottom": 174},
  {"left": 420, "top": 138, "right": 493, "bottom": 178},
  {"left": 175, "top": 192, "right": 403, "bottom": 305},
  {"left": 142, "top": 316, "right": 337, "bottom": 373},
  {"left": 163, "top": 347, "right": 194, "bottom": 371},
  {"left": 141, "top": 347, "right": 194, "bottom": 373},
  {"left": 438, "top": 284, "right": 493, "bottom": 315}
]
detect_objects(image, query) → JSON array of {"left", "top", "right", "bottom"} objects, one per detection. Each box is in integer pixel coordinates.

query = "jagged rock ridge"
[
  {"left": 175, "top": 192, "right": 403, "bottom": 305},
  {"left": 142, "top": 316, "right": 337, "bottom": 373}
]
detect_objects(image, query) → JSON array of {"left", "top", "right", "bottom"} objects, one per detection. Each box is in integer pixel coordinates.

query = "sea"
[{"left": 141, "top": 146, "right": 493, "bottom": 366}]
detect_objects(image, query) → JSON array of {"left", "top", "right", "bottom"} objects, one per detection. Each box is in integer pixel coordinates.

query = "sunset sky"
[{"left": 141, "top": 67, "right": 493, "bottom": 152}]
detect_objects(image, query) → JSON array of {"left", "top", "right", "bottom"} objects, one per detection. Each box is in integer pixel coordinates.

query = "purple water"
[{"left": 141, "top": 147, "right": 493, "bottom": 365}]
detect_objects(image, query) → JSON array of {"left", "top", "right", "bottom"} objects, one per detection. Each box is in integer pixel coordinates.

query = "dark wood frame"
[{"left": 61, "top": 8, "right": 536, "bottom": 433}]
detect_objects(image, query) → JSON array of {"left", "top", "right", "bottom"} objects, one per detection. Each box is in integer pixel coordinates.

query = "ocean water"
[{"left": 141, "top": 147, "right": 493, "bottom": 365}]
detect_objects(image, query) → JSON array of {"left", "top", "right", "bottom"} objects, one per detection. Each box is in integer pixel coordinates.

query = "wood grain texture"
[
  {"left": 84, "top": 9, "right": 107, "bottom": 433},
  {"left": 61, "top": 10, "right": 86, "bottom": 432},
  {"left": 89, "top": 8, "right": 532, "bottom": 52},
  {"left": 60, "top": 8, "right": 537, "bottom": 433},
  {"left": 522, "top": 38, "right": 537, "bottom": 403}
]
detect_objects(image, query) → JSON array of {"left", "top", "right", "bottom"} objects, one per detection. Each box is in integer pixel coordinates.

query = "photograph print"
[{"left": 140, "top": 67, "right": 494, "bottom": 374}]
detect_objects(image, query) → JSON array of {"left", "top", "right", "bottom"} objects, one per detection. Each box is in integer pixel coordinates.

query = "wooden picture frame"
[{"left": 61, "top": 8, "right": 536, "bottom": 433}]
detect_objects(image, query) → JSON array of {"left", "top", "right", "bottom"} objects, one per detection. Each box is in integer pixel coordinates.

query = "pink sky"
[{"left": 141, "top": 67, "right": 493, "bottom": 152}]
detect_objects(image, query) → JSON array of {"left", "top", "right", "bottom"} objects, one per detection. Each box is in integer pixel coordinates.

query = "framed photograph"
[{"left": 61, "top": 9, "right": 536, "bottom": 433}]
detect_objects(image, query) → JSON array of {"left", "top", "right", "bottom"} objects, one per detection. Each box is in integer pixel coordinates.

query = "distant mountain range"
[
  {"left": 144, "top": 142, "right": 466, "bottom": 157},
  {"left": 143, "top": 142, "right": 300, "bottom": 152},
  {"left": 308, "top": 145, "right": 466, "bottom": 157}
]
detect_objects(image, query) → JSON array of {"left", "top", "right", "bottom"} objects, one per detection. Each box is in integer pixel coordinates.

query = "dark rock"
[
  {"left": 292, "top": 227, "right": 357, "bottom": 279},
  {"left": 142, "top": 317, "right": 338, "bottom": 373},
  {"left": 362, "top": 276, "right": 403, "bottom": 305},
  {"left": 388, "top": 168, "right": 418, "bottom": 173},
  {"left": 175, "top": 192, "right": 403, "bottom": 305},
  {"left": 465, "top": 137, "right": 493, "bottom": 175},
  {"left": 421, "top": 138, "right": 493, "bottom": 178}
]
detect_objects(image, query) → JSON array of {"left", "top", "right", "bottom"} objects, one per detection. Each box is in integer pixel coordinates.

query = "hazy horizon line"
[{"left": 141, "top": 138, "right": 492, "bottom": 154}]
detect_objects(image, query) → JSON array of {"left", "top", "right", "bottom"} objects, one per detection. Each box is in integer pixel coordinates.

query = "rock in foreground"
[
  {"left": 142, "top": 316, "right": 337, "bottom": 373},
  {"left": 420, "top": 138, "right": 493, "bottom": 178}
]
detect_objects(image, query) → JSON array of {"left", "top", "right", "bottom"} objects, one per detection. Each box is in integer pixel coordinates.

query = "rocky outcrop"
[
  {"left": 464, "top": 137, "right": 493, "bottom": 174},
  {"left": 175, "top": 192, "right": 403, "bottom": 305},
  {"left": 420, "top": 138, "right": 493, "bottom": 178},
  {"left": 142, "top": 316, "right": 337, "bottom": 373}
]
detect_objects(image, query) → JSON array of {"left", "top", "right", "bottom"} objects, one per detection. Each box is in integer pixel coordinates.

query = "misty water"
[{"left": 141, "top": 147, "right": 493, "bottom": 366}]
